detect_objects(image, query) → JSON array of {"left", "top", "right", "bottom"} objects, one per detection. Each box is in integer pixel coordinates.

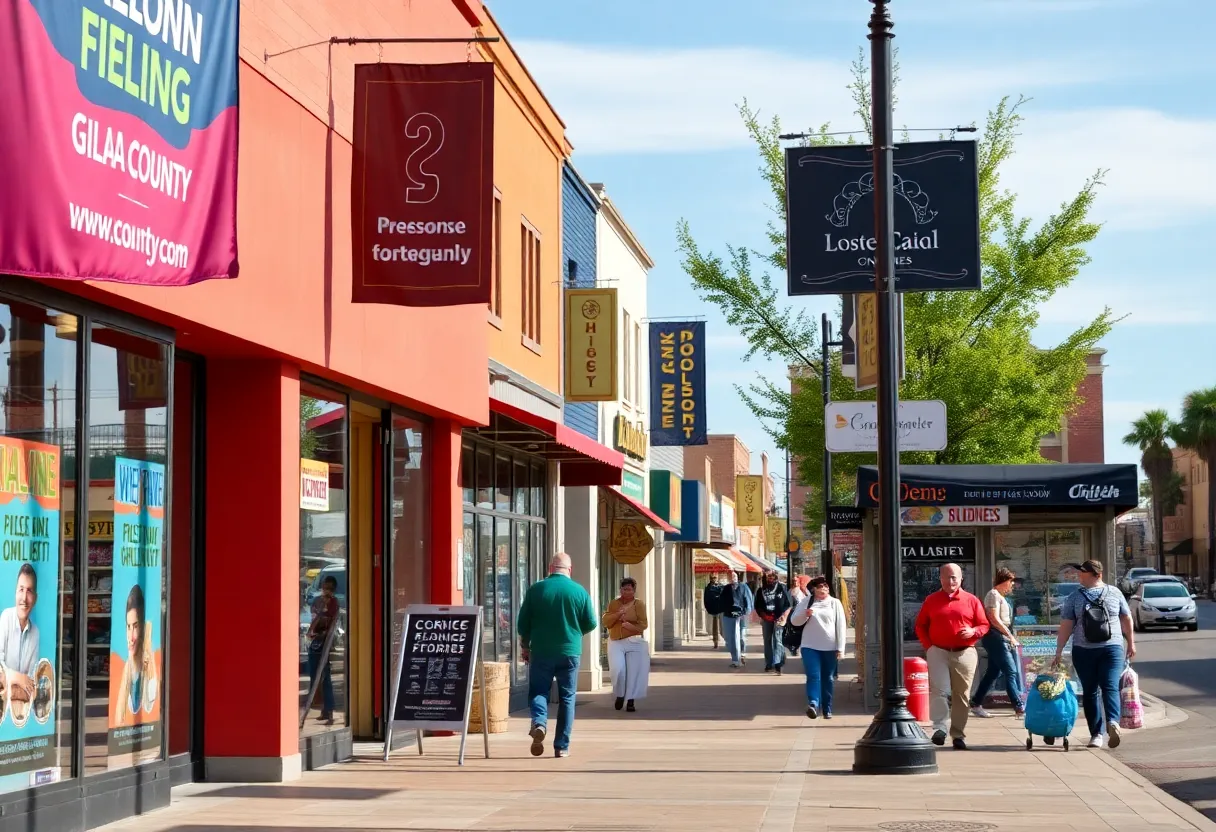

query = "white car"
[
  {"left": 1130, "top": 581, "right": 1199, "bottom": 632},
  {"left": 1121, "top": 567, "right": 1158, "bottom": 595}
]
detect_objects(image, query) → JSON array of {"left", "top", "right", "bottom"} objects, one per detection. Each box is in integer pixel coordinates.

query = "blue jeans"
[
  {"left": 722, "top": 615, "right": 744, "bottom": 663},
  {"left": 761, "top": 620, "right": 785, "bottom": 668},
  {"left": 970, "top": 633, "right": 1023, "bottom": 710},
  {"left": 1071, "top": 644, "right": 1123, "bottom": 737},
  {"left": 527, "top": 654, "right": 580, "bottom": 751},
  {"left": 307, "top": 641, "right": 335, "bottom": 714},
  {"left": 800, "top": 648, "right": 838, "bottom": 713}
]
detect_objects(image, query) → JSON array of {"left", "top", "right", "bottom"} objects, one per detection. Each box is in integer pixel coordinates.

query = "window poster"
[
  {"left": 0, "top": 438, "right": 62, "bottom": 790},
  {"left": 107, "top": 459, "right": 165, "bottom": 767}
]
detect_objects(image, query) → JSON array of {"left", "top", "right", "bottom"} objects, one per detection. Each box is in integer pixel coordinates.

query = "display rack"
[{"left": 62, "top": 514, "right": 114, "bottom": 688}]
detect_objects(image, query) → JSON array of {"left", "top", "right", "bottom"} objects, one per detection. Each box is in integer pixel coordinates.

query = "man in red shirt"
[{"left": 914, "top": 563, "right": 989, "bottom": 750}]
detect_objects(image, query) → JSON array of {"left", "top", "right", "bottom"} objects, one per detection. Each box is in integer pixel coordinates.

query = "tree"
[
  {"left": 678, "top": 55, "right": 1117, "bottom": 533},
  {"left": 1123, "top": 409, "right": 1175, "bottom": 574},
  {"left": 1171, "top": 387, "right": 1216, "bottom": 596},
  {"left": 300, "top": 396, "right": 323, "bottom": 459}
]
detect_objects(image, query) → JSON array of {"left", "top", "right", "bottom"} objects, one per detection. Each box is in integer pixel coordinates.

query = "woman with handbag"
[
  {"left": 602, "top": 577, "right": 650, "bottom": 712},
  {"left": 790, "top": 576, "right": 846, "bottom": 720}
]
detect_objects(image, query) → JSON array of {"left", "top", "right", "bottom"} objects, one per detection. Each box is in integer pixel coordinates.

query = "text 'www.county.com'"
[{"left": 68, "top": 202, "right": 189, "bottom": 268}]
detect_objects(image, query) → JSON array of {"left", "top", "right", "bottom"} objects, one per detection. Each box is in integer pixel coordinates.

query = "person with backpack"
[
  {"left": 703, "top": 574, "right": 725, "bottom": 648},
  {"left": 1054, "top": 559, "right": 1136, "bottom": 749}
]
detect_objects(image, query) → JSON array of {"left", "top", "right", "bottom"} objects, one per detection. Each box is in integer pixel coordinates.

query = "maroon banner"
[{"left": 351, "top": 63, "right": 494, "bottom": 307}]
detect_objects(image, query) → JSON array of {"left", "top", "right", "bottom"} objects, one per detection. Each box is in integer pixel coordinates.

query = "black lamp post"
[{"left": 852, "top": 0, "right": 938, "bottom": 775}]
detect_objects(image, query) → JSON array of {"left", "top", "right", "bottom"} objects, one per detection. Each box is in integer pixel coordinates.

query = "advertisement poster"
[
  {"left": 0, "top": 1, "right": 240, "bottom": 285},
  {"left": 107, "top": 458, "right": 164, "bottom": 763},
  {"left": 351, "top": 62, "right": 494, "bottom": 307},
  {"left": 299, "top": 459, "right": 330, "bottom": 512},
  {"left": 564, "top": 288, "right": 618, "bottom": 401},
  {"left": 0, "top": 438, "right": 62, "bottom": 789},
  {"left": 649, "top": 321, "right": 707, "bottom": 446}
]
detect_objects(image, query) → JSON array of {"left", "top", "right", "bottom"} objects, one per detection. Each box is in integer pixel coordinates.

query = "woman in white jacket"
[{"left": 789, "top": 575, "right": 846, "bottom": 719}]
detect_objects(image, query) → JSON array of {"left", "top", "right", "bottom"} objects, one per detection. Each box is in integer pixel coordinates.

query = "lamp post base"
[{"left": 853, "top": 710, "right": 938, "bottom": 775}]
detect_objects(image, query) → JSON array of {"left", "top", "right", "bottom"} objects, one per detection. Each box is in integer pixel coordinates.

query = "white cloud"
[{"left": 1038, "top": 275, "right": 1216, "bottom": 326}]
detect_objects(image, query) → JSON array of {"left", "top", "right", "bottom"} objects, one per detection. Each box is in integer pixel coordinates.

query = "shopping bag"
[{"left": 1120, "top": 663, "right": 1144, "bottom": 730}]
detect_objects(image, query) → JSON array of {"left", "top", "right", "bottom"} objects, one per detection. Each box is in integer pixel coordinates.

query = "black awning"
[
  {"left": 856, "top": 464, "right": 1139, "bottom": 509},
  {"left": 1167, "top": 538, "right": 1194, "bottom": 556}
]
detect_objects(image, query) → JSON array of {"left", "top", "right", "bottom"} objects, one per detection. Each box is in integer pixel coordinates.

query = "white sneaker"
[
  {"left": 1088, "top": 734, "right": 1104, "bottom": 749},
  {"left": 971, "top": 706, "right": 993, "bottom": 719},
  {"left": 1107, "top": 721, "right": 1122, "bottom": 749},
  {"left": 729, "top": 662, "right": 740, "bottom": 668}
]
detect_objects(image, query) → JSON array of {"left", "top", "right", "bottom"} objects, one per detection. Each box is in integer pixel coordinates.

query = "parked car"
[
  {"left": 1121, "top": 567, "right": 1158, "bottom": 595},
  {"left": 1048, "top": 582, "right": 1080, "bottom": 616},
  {"left": 1130, "top": 581, "right": 1199, "bottom": 632},
  {"left": 1131, "top": 574, "right": 1185, "bottom": 596}
]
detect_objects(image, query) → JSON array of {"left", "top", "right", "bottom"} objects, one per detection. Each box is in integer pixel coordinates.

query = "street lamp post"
[
  {"left": 852, "top": 0, "right": 937, "bottom": 775},
  {"left": 821, "top": 314, "right": 842, "bottom": 592}
]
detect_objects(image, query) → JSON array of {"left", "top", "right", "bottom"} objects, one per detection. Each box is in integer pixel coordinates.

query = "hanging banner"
[
  {"left": 785, "top": 140, "right": 981, "bottom": 295},
  {"left": 765, "top": 516, "right": 788, "bottom": 556},
  {"left": 0, "top": 438, "right": 62, "bottom": 789},
  {"left": 564, "top": 288, "right": 618, "bottom": 401},
  {"left": 0, "top": 1, "right": 240, "bottom": 286},
  {"left": 735, "top": 475, "right": 765, "bottom": 527},
  {"left": 107, "top": 458, "right": 165, "bottom": 765},
  {"left": 649, "top": 321, "right": 707, "bottom": 446},
  {"left": 351, "top": 62, "right": 494, "bottom": 307}
]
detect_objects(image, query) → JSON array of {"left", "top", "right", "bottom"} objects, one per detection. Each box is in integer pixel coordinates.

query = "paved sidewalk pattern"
[{"left": 103, "top": 644, "right": 1216, "bottom": 832}]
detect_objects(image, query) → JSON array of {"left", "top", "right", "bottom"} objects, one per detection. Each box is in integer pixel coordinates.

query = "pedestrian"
[
  {"left": 1054, "top": 559, "right": 1135, "bottom": 749},
  {"left": 602, "top": 577, "right": 649, "bottom": 712},
  {"left": 703, "top": 574, "right": 725, "bottom": 649},
  {"left": 739, "top": 574, "right": 754, "bottom": 664},
  {"left": 790, "top": 575, "right": 846, "bottom": 719},
  {"left": 517, "top": 552, "right": 598, "bottom": 759},
  {"left": 970, "top": 567, "right": 1026, "bottom": 718},
  {"left": 790, "top": 575, "right": 810, "bottom": 606},
  {"left": 755, "top": 569, "right": 793, "bottom": 675},
  {"left": 720, "top": 571, "right": 753, "bottom": 668},
  {"left": 914, "top": 562, "right": 989, "bottom": 750}
]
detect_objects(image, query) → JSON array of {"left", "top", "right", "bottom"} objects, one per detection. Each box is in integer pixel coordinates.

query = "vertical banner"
[
  {"left": 735, "top": 475, "right": 765, "bottom": 527},
  {"left": 351, "top": 62, "right": 494, "bottom": 307},
  {"left": 0, "top": 1, "right": 240, "bottom": 285},
  {"left": 0, "top": 439, "right": 61, "bottom": 788},
  {"left": 564, "top": 288, "right": 618, "bottom": 401},
  {"left": 856, "top": 293, "right": 879, "bottom": 391},
  {"left": 108, "top": 458, "right": 164, "bottom": 764},
  {"left": 649, "top": 321, "right": 707, "bottom": 445},
  {"left": 765, "top": 516, "right": 788, "bottom": 556}
]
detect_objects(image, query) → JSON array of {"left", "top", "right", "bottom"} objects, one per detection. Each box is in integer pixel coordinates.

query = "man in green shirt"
[{"left": 517, "top": 552, "right": 597, "bottom": 758}]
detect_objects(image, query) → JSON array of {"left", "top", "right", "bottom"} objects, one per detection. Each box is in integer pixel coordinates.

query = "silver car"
[
  {"left": 1121, "top": 567, "right": 1158, "bottom": 595},
  {"left": 1130, "top": 581, "right": 1199, "bottom": 632}
]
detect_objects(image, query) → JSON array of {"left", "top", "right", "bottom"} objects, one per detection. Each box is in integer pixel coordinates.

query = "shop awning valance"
[
  {"left": 694, "top": 549, "right": 737, "bottom": 573},
  {"left": 477, "top": 399, "right": 624, "bottom": 487},
  {"left": 736, "top": 548, "right": 782, "bottom": 574},
  {"left": 694, "top": 548, "right": 758, "bottom": 574},
  {"left": 600, "top": 486, "right": 678, "bottom": 534},
  {"left": 856, "top": 464, "right": 1139, "bottom": 509}
]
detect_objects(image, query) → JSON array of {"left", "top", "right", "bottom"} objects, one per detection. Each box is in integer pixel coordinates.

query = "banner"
[
  {"left": 0, "top": 1, "right": 239, "bottom": 285},
  {"left": 107, "top": 458, "right": 164, "bottom": 763},
  {"left": 735, "top": 475, "right": 765, "bottom": 527},
  {"left": 351, "top": 62, "right": 494, "bottom": 306},
  {"left": 786, "top": 140, "right": 981, "bottom": 294},
  {"left": 0, "top": 438, "right": 62, "bottom": 788},
  {"left": 857, "top": 464, "right": 1138, "bottom": 509},
  {"left": 765, "top": 516, "right": 787, "bottom": 556},
  {"left": 564, "top": 288, "right": 617, "bottom": 401},
  {"left": 900, "top": 506, "right": 1008, "bottom": 527},
  {"left": 649, "top": 321, "right": 707, "bottom": 445}
]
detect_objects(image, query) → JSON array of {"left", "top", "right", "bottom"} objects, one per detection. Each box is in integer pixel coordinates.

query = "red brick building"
[{"left": 1038, "top": 349, "right": 1106, "bottom": 463}]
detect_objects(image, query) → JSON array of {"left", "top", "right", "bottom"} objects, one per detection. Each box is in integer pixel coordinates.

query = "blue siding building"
[{"left": 561, "top": 163, "right": 600, "bottom": 440}]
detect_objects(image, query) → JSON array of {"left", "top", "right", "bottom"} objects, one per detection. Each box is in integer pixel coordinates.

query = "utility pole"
[{"left": 821, "top": 313, "right": 842, "bottom": 593}]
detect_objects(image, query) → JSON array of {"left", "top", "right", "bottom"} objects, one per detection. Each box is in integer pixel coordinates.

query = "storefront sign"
[
  {"left": 620, "top": 471, "right": 646, "bottom": 502},
  {"left": 719, "top": 499, "right": 736, "bottom": 544},
  {"left": 826, "top": 400, "right": 947, "bottom": 453},
  {"left": 388, "top": 605, "right": 480, "bottom": 732},
  {"left": 108, "top": 458, "right": 165, "bottom": 763},
  {"left": 300, "top": 459, "right": 330, "bottom": 512},
  {"left": 785, "top": 140, "right": 981, "bottom": 294},
  {"left": 830, "top": 529, "right": 862, "bottom": 567},
  {"left": 857, "top": 464, "right": 1139, "bottom": 509},
  {"left": 649, "top": 321, "right": 707, "bottom": 446},
  {"left": 856, "top": 293, "right": 879, "bottom": 390},
  {"left": 0, "top": 438, "right": 62, "bottom": 787},
  {"left": 117, "top": 352, "right": 168, "bottom": 411},
  {"left": 735, "top": 475, "right": 765, "bottom": 527},
  {"left": 901, "top": 538, "right": 977, "bottom": 561},
  {"left": 787, "top": 535, "right": 802, "bottom": 554},
  {"left": 766, "top": 516, "right": 788, "bottom": 556},
  {"left": 351, "top": 62, "right": 494, "bottom": 306},
  {"left": 64, "top": 512, "right": 114, "bottom": 541},
  {"left": 649, "top": 470, "right": 682, "bottom": 529},
  {"left": 564, "top": 288, "right": 618, "bottom": 401},
  {"left": 827, "top": 507, "right": 864, "bottom": 531},
  {"left": 899, "top": 505, "right": 1009, "bottom": 526},
  {"left": 613, "top": 414, "right": 648, "bottom": 461},
  {"left": 0, "top": 0, "right": 240, "bottom": 286},
  {"left": 667, "top": 479, "right": 706, "bottom": 543},
  {"left": 609, "top": 518, "right": 654, "bottom": 564}
]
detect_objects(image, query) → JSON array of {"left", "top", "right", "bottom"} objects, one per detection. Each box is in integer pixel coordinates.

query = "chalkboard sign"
[{"left": 384, "top": 605, "right": 488, "bottom": 765}]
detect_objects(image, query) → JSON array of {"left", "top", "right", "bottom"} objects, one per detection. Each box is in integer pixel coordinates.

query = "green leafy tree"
[
  {"left": 1123, "top": 409, "right": 1176, "bottom": 573},
  {"left": 300, "top": 396, "right": 323, "bottom": 459},
  {"left": 1170, "top": 388, "right": 1216, "bottom": 594},
  {"left": 678, "top": 55, "right": 1117, "bottom": 532}
]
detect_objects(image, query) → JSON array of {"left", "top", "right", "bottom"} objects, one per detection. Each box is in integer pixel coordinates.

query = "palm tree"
[
  {"left": 1123, "top": 409, "right": 1175, "bottom": 575},
  {"left": 1171, "top": 388, "right": 1216, "bottom": 597}
]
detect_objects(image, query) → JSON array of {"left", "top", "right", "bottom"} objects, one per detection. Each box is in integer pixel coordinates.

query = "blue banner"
[{"left": 649, "top": 321, "right": 707, "bottom": 446}]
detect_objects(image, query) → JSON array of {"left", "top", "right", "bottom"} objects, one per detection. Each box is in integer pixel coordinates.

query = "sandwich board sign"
[{"left": 384, "top": 604, "right": 489, "bottom": 765}]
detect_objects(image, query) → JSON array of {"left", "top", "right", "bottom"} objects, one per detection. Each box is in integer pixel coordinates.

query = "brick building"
[
  {"left": 1038, "top": 349, "right": 1106, "bottom": 463},
  {"left": 683, "top": 436, "right": 775, "bottom": 554}
]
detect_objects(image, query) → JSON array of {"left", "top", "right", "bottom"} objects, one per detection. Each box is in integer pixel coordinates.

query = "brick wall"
[
  {"left": 561, "top": 164, "right": 600, "bottom": 440},
  {"left": 683, "top": 435, "right": 751, "bottom": 499},
  {"left": 1067, "top": 351, "right": 1105, "bottom": 463}
]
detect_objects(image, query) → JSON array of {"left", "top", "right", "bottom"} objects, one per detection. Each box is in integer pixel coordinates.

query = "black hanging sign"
[
  {"left": 902, "top": 537, "right": 977, "bottom": 562},
  {"left": 785, "top": 140, "right": 981, "bottom": 294},
  {"left": 827, "top": 506, "right": 864, "bottom": 531}
]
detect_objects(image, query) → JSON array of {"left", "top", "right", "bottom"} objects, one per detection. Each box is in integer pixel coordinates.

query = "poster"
[
  {"left": 390, "top": 606, "right": 478, "bottom": 729},
  {"left": 300, "top": 459, "right": 330, "bottom": 512},
  {"left": 107, "top": 458, "right": 164, "bottom": 762},
  {"left": 0, "top": 0, "right": 239, "bottom": 285},
  {"left": 0, "top": 438, "right": 62, "bottom": 789},
  {"left": 564, "top": 288, "right": 618, "bottom": 401},
  {"left": 649, "top": 321, "right": 707, "bottom": 445}
]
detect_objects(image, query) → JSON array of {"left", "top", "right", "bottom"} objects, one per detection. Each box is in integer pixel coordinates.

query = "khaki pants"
[
  {"left": 711, "top": 615, "right": 721, "bottom": 647},
  {"left": 926, "top": 645, "right": 978, "bottom": 739}
]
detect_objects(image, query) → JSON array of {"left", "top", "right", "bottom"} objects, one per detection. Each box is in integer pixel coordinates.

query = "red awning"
[
  {"left": 600, "top": 486, "right": 678, "bottom": 534},
  {"left": 482, "top": 399, "right": 624, "bottom": 487}
]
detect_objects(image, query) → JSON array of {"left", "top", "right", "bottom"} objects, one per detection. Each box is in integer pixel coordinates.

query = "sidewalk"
[{"left": 102, "top": 641, "right": 1216, "bottom": 832}]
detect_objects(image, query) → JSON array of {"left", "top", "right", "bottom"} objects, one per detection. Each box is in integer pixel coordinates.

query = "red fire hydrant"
[{"left": 904, "top": 656, "right": 930, "bottom": 723}]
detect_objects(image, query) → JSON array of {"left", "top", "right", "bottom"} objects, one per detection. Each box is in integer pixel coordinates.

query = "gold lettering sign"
[
  {"left": 613, "top": 414, "right": 648, "bottom": 460},
  {"left": 564, "top": 288, "right": 618, "bottom": 402},
  {"left": 609, "top": 518, "right": 653, "bottom": 564},
  {"left": 765, "top": 516, "right": 788, "bottom": 555},
  {"left": 857, "top": 293, "right": 879, "bottom": 391},
  {"left": 64, "top": 512, "right": 115, "bottom": 541},
  {"left": 735, "top": 475, "right": 765, "bottom": 527}
]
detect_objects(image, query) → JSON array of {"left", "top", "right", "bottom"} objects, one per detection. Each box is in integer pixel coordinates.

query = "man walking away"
[
  {"left": 755, "top": 570, "right": 793, "bottom": 675},
  {"left": 915, "top": 563, "right": 989, "bottom": 750},
  {"left": 703, "top": 574, "right": 725, "bottom": 648},
  {"left": 517, "top": 553, "right": 598, "bottom": 759},
  {"left": 720, "top": 571, "right": 752, "bottom": 668}
]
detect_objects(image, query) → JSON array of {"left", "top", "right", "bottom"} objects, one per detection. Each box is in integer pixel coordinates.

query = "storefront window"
[
  {"left": 299, "top": 386, "right": 348, "bottom": 737},
  {"left": 0, "top": 300, "right": 78, "bottom": 793},
  {"left": 995, "top": 528, "right": 1086, "bottom": 626},
  {"left": 84, "top": 324, "right": 170, "bottom": 774},
  {"left": 389, "top": 414, "right": 429, "bottom": 686},
  {"left": 901, "top": 531, "right": 976, "bottom": 641}
]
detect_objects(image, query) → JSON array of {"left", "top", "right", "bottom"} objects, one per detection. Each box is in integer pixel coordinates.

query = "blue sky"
[{"left": 491, "top": 0, "right": 1216, "bottom": 502}]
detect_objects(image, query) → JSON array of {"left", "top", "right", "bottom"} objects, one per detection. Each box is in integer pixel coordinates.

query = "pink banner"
[{"left": 0, "top": 1, "right": 239, "bottom": 286}]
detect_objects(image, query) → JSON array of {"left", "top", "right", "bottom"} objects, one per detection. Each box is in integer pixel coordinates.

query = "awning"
[
  {"left": 736, "top": 548, "right": 782, "bottom": 574},
  {"left": 1167, "top": 538, "right": 1194, "bottom": 556},
  {"left": 471, "top": 399, "right": 624, "bottom": 487},
  {"left": 856, "top": 464, "right": 1139, "bottom": 509},
  {"left": 601, "top": 486, "right": 678, "bottom": 534},
  {"left": 694, "top": 549, "right": 737, "bottom": 573}
]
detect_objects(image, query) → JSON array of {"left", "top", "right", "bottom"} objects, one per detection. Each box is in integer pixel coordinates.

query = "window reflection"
[{"left": 389, "top": 415, "right": 429, "bottom": 686}]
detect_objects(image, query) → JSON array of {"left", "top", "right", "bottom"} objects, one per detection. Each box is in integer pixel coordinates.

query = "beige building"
[{"left": 1162, "top": 447, "right": 1211, "bottom": 582}]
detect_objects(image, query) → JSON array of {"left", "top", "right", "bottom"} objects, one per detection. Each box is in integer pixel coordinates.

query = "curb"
[
  {"left": 1091, "top": 749, "right": 1216, "bottom": 830},
  {"left": 1142, "top": 691, "right": 1190, "bottom": 730}
]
